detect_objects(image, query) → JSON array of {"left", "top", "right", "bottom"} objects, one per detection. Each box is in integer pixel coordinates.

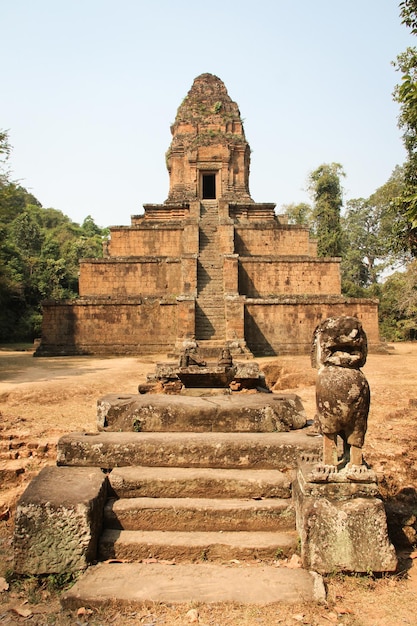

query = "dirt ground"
[{"left": 1, "top": 345, "right": 417, "bottom": 625}]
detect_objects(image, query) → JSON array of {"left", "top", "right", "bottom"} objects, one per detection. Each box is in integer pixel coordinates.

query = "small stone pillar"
[
  {"left": 14, "top": 466, "right": 107, "bottom": 575},
  {"left": 218, "top": 221, "right": 234, "bottom": 254},
  {"left": 223, "top": 254, "right": 239, "bottom": 294},
  {"left": 181, "top": 254, "right": 197, "bottom": 295},
  {"left": 293, "top": 456, "right": 397, "bottom": 573},
  {"left": 183, "top": 221, "right": 199, "bottom": 254},
  {"left": 174, "top": 296, "right": 196, "bottom": 353}
]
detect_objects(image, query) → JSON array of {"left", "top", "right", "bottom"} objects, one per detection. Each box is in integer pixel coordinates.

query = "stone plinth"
[
  {"left": 293, "top": 460, "right": 397, "bottom": 574},
  {"left": 14, "top": 466, "right": 107, "bottom": 575},
  {"left": 97, "top": 393, "right": 307, "bottom": 433}
]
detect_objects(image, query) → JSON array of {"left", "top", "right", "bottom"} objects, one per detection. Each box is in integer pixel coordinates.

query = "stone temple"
[{"left": 36, "top": 73, "right": 379, "bottom": 357}]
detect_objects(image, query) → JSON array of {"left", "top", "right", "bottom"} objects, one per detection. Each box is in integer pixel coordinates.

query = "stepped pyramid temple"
[{"left": 36, "top": 73, "right": 379, "bottom": 356}]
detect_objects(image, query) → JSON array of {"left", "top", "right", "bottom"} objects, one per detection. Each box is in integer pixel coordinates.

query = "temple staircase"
[
  {"left": 56, "top": 407, "right": 323, "bottom": 607},
  {"left": 195, "top": 201, "right": 226, "bottom": 347}
]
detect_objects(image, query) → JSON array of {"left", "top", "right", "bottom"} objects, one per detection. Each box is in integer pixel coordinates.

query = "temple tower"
[
  {"left": 165, "top": 73, "right": 252, "bottom": 205},
  {"left": 165, "top": 73, "right": 256, "bottom": 354},
  {"left": 36, "top": 74, "right": 380, "bottom": 357}
]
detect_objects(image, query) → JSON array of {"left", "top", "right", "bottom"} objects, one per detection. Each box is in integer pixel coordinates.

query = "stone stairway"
[
  {"left": 15, "top": 393, "right": 325, "bottom": 607},
  {"left": 196, "top": 201, "right": 226, "bottom": 341},
  {"left": 54, "top": 423, "right": 322, "bottom": 607}
]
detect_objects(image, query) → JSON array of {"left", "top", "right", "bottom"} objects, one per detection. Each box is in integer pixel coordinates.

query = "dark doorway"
[{"left": 202, "top": 173, "right": 216, "bottom": 199}]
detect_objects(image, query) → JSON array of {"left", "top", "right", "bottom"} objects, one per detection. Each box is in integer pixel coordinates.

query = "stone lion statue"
[{"left": 311, "top": 316, "right": 370, "bottom": 470}]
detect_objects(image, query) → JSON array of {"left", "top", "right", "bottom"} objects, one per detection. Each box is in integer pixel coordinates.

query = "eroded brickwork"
[
  {"left": 39, "top": 300, "right": 178, "bottom": 355},
  {"left": 108, "top": 227, "right": 184, "bottom": 257},
  {"left": 79, "top": 258, "right": 182, "bottom": 297},
  {"left": 245, "top": 299, "right": 380, "bottom": 355},
  {"left": 239, "top": 258, "right": 341, "bottom": 297},
  {"left": 235, "top": 226, "right": 312, "bottom": 256}
]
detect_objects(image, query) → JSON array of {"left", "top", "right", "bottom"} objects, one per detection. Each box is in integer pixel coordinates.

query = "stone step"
[
  {"left": 197, "top": 282, "right": 224, "bottom": 290},
  {"left": 61, "top": 562, "right": 325, "bottom": 607},
  {"left": 197, "top": 268, "right": 223, "bottom": 277},
  {"left": 197, "top": 276, "right": 223, "bottom": 287},
  {"left": 196, "top": 292, "right": 225, "bottom": 302},
  {"left": 198, "top": 249, "right": 220, "bottom": 257},
  {"left": 108, "top": 466, "right": 291, "bottom": 499},
  {"left": 196, "top": 306, "right": 225, "bottom": 318},
  {"left": 103, "top": 496, "right": 295, "bottom": 532},
  {"left": 196, "top": 302, "right": 225, "bottom": 309},
  {"left": 197, "top": 272, "right": 222, "bottom": 281},
  {"left": 192, "top": 340, "right": 253, "bottom": 359},
  {"left": 0, "top": 437, "right": 55, "bottom": 461},
  {"left": 195, "top": 310, "right": 224, "bottom": 319},
  {"left": 57, "top": 431, "right": 321, "bottom": 470},
  {"left": 0, "top": 458, "right": 30, "bottom": 486},
  {"left": 196, "top": 303, "right": 225, "bottom": 314},
  {"left": 195, "top": 313, "right": 225, "bottom": 321},
  {"left": 97, "top": 393, "right": 306, "bottom": 433},
  {"left": 99, "top": 528, "right": 298, "bottom": 562},
  {"left": 199, "top": 226, "right": 219, "bottom": 236},
  {"left": 197, "top": 268, "right": 223, "bottom": 280}
]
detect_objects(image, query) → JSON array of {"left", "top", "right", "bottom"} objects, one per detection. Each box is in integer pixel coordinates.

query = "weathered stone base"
[
  {"left": 96, "top": 393, "right": 307, "bottom": 432},
  {"left": 13, "top": 466, "right": 107, "bottom": 575},
  {"left": 293, "top": 461, "right": 397, "bottom": 573}
]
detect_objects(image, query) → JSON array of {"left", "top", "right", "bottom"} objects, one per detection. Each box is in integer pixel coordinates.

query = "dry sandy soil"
[{"left": 1, "top": 345, "right": 417, "bottom": 625}]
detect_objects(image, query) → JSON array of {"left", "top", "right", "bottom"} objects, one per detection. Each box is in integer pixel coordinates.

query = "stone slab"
[
  {"left": 57, "top": 431, "right": 321, "bottom": 471},
  {"left": 13, "top": 466, "right": 107, "bottom": 575},
  {"left": 97, "top": 392, "right": 306, "bottom": 432},
  {"left": 104, "top": 496, "right": 295, "bottom": 532},
  {"left": 293, "top": 467, "right": 398, "bottom": 573},
  {"left": 61, "top": 562, "right": 326, "bottom": 607},
  {"left": 99, "top": 528, "right": 298, "bottom": 562},
  {"left": 108, "top": 466, "right": 291, "bottom": 499}
]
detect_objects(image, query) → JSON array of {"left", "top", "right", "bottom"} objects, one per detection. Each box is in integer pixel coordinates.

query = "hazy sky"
[{"left": 1, "top": 1, "right": 415, "bottom": 227}]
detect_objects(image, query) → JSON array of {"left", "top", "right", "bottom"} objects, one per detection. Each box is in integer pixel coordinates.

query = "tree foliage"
[
  {"left": 392, "top": 1, "right": 417, "bottom": 253},
  {"left": 282, "top": 202, "right": 313, "bottom": 227},
  {"left": 377, "top": 261, "right": 417, "bottom": 340},
  {"left": 0, "top": 129, "right": 108, "bottom": 342},
  {"left": 400, "top": 0, "right": 417, "bottom": 33},
  {"left": 341, "top": 166, "right": 407, "bottom": 295},
  {"left": 308, "top": 163, "right": 344, "bottom": 257}
]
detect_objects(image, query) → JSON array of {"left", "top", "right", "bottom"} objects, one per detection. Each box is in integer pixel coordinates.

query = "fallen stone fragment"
[{"left": 12, "top": 605, "right": 33, "bottom": 618}]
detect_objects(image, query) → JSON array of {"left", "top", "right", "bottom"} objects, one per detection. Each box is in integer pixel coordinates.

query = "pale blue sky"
[{"left": 1, "top": 0, "right": 415, "bottom": 227}]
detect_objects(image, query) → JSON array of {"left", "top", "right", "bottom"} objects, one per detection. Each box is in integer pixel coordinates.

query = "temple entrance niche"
[{"left": 201, "top": 172, "right": 217, "bottom": 200}]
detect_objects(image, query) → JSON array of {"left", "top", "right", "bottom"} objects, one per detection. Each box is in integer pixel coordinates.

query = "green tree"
[
  {"left": 0, "top": 131, "right": 108, "bottom": 340},
  {"left": 340, "top": 167, "right": 407, "bottom": 295},
  {"left": 308, "top": 163, "right": 344, "bottom": 257},
  {"left": 11, "top": 211, "right": 43, "bottom": 256},
  {"left": 378, "top": 261, "right": 417, "bottom": 340},
  {"left": 392, "top": 1, "right": 417, "bottom": 253},
  {"left": 282, "top": 202, "right": 313, "bottom": 227},
  {"left": 399, "top": 0, "right": 417, "bottom": 32}
]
